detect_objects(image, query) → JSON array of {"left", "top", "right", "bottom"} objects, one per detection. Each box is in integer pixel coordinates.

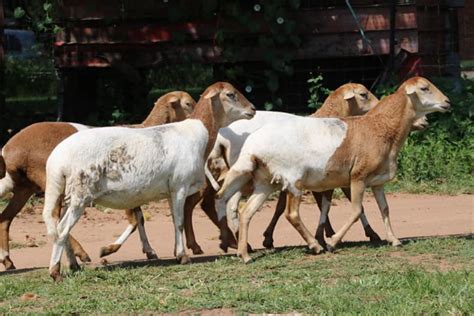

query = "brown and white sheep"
[
  {"left": 183, "top": 83, "right": 382, "bottom": 254},
  {"left": 42, "top": 82, "right": 256, "bottom": 281},
  {"left": 216, "top": 76, "right": 450, "bottom": 262},
  {"left": 0, "top": 91, "right": 195, "bottom": 270}
]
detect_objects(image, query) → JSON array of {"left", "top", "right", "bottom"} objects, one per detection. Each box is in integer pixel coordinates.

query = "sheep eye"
[
  {"left": 360, "top": 93, "right": 368, "bottom": 99},
  {"left": 226, "top": 93, "right": 236, "bottom": 100},
  {"left": 420, "top": 87, "right": 429, "bottom": 91}
]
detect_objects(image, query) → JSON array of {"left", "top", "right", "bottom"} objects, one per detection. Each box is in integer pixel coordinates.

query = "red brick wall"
[{"left": 459, "top": 1, "right": 474, "bottom": 60}]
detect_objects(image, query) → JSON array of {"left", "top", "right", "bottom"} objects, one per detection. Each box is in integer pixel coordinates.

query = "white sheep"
[
  {"left": 42, "top": 82, "right": 256, "bottom": 281},
  {"left": 216, "top": 76, "right": 450, "bottom": 263},
  {"left": 0, "top": 91, "right": 196, "bottom": 270}
]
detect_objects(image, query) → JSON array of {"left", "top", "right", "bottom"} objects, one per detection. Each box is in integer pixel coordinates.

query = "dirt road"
[{"left": 2, "top": 193, "right": 472, "bottom": 272}]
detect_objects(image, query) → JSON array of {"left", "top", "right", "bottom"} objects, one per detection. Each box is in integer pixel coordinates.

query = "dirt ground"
[{"left": 2, "top": 193, "right": 473, "bottom": 272}]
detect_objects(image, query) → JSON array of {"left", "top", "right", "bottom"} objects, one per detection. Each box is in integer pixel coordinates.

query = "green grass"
[{"left": 0, "top": 236, "right": 472, "bottom": 314}]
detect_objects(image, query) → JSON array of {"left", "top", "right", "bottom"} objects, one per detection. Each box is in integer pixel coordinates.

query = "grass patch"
[{"left": 0, "top": 236, "right": 472, "bottom": 314}]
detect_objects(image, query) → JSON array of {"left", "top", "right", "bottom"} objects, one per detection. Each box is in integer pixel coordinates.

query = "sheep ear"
[
  {"left": 343, "top": 90, "right": 355, "bottom": 100},
  {"left": 203, "top": 88, "right": 220, "bottom": 99},
  {"left": 405, "top": 84, "right": 417, "bottom": 95},
  {"left": 168, "top": 96, "right": 180, "bottom": 108}
]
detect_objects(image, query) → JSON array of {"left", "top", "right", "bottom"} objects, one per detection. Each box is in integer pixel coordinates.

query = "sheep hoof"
[
  {"left": 391, "top": 239, "right": 402, "bottom": 247},
  {"left": 309, "top": 244, "right": 324, "bottom": 255},
  {"left": 219, "top": 243, "right": 229, "bottom": 253},
  {"left": 79, "top": 254, "right": 92, "bottom": 263},
  {"left": 191, "top": 245, "right": 204, "bottom": 255},
  {"left": 326, "top": 244, "right": 335, "bottom": 253},
  {"left": 146, "top": 252, "right": 159, "bottom": 260},
  {"left": 177, "top": 255, "right": 191, "bottom": 265},
  {"left": 240, "top": 255, "right": 253, "bottom": 264},
  {"left": 316, "top": 236, "right": 327, "bottom": 250},
  {"left": 50, "top": 263, "right": 63, "bottom": 283},
  {"left": 2, "top": 257, "right": 16, "bottom": 270},
  {"left": 262, "top": 238, "right": 274, "bottom": 249},
  {"left": 99, "top": 244, "right": 121, "bottom": 258},
  {"left": 367, "top": 233, "right": 382, "bottom": 243},
  {"left": 69, "top": 263, "right": 81, "bottom": 272}
]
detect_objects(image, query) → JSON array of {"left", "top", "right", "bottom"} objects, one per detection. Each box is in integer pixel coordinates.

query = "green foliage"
[
  {"left": 395, "top": 77, "right": 474, "bottom": 193},
  {"left": 0, "top": 237, "right": 472, "bottom": 314},
  {"left": 215, "top": 0, "right": 301, "bottom": 108},
  {"left": 307, "top": 73, "right": 332, "bottom": 109},
  {"left": 5, "top": 57, "right": 57, "bottom": 98},
  {"left": 13, "top": 1, "right": 60, "bottom": 36}
]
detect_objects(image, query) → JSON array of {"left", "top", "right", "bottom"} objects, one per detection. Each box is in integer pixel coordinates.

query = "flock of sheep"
[{"left": 0, "top": 76, "right": 450, "bottom": 281}]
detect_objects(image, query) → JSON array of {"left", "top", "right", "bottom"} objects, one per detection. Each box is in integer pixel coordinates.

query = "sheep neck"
[
  {"left": 141, "top": 112, "right": 167, "bottom": 127},
  {"left": 311, "top": 95, "right": 349, "bottom": 118},
  {"left": 191, "top": 97, "right": 225, "bottom": 159},
  {"left": 366, "top": 92, "right": 416, "bottom": 159}
]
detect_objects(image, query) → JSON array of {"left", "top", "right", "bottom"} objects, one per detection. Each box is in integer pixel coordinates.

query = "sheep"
[
  {"left": 261, "top": 105, "right": 431, "bottom": 250},
  {"left": 42, "top": 82, "right": 256, "bottom": 281},
  {"left": 215, "top": 76, "right": 450, "bottom": 263},
  {"left": 0, "top": 91, "right": 195, "bottom": 270},
  {"left": 183, "top": 83, "right": 382, "bottom": 254}
]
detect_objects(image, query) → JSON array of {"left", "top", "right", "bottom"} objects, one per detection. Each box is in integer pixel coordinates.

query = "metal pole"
[
  {"left": 389, "top": 0, "right": 397, "bottom": 73},
  {"left": 0, "top": 0, "right": 6, "bottom": 145}
]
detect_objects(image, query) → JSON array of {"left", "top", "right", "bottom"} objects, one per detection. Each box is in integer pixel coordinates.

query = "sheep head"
[
  {"left": 315, "top": 83, "right": 378, "bottom": 118},
  {"left": 400, "top": 77, "right": 451, "bottom": 115},
  {"left": 143, "top": 91, "right": 196, "bottom": 126},
  {"left": 201, "top": 82, "right": 256, "bottom": 125},
  {"left": 411, "top": 116, "right": 429, "bottom": 132},
  {"left": 340, "top": 83, "right": 379, "bottom": 116}
]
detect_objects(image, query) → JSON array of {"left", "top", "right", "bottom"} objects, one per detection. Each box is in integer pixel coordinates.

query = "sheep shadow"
[
  {"left": 99, "top": 232, "right": 473, "bottom": 271},
  {"left": 0, "top": 233, "right": 470, "bottom": 276}
]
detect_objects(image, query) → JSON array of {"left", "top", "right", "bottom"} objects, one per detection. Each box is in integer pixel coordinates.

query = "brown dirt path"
[{"left": 1, "top": 193, "right": 473, "bottom": 272}]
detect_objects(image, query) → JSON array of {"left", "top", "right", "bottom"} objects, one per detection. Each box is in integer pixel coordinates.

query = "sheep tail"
[{"left": 42, "top": 174, "right": 66, "bottom": 241}]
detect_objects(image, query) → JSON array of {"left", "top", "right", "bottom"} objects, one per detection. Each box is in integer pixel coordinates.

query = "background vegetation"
[{"left": 3, "top": 0, "right": 472, "bottom": 194}]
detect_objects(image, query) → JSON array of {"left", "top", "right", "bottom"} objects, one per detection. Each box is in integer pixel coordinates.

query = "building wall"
[{"left": 459, "top": 0, "right": 474, "bottom": 60}]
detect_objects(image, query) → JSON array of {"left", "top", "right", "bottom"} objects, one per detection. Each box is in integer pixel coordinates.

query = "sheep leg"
[
  {"left": 313, "top": 190, "right": 333, "bottom": 249},
  {"left": 341, "top": 187, "right": 381, "bottom": 242},
  {"left": 285, "top": 192, "right": 323, "bottom": 254},
  {"left": 134, "top": 207, "right": 158, "bottom": 259},
  {"left": 99, "top": 208, "right": 136, "bottom": 257},
  {"left": 215, "top": 168, "right": 251, "bottom": 239},
  {"left": 262, "top": 191, "right": 287, "bottom": 249},
  {"left": 222, "top": 191, "right": 241, "bottom": 235},
  {"left": 99, "top": 207, "right": 157, "bottom": 259},
  {"left": 53, "top": 203, "right": 90, "bottom": 263},
  {"left": 326, "top": 181, "right": 366, "bottom": 252},
  {"left": 64, "top": 239, "right": 80, "bottom": 272},
  {"left": 169, "top": 189, "right": 190, "bottom": 264},
  {"left": 312, "top": 190, "right": 336, "bottom": 238},
  {"left": 371, "top": 185, "right": 401, "bottom": 247},
  {"left": 237, "top": 182, "right": 273, "bottom": 263},
  {"left": 183, "top": 191, "right": 205, "bottom": 255},
  {"left": 202, "top": 186, "right": 238, "bottom": 253},
  {"left": 0, "top": 188, "right": 33, "bottom": 270},
  {"left": 49, "top": 204, "right": 85, "bottom": 282}
]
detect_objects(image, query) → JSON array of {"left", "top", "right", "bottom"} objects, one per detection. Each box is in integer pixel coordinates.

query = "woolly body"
[
  {"left": 232, "top": 116, "right": 348, "bottom": 195},
  {"left": 47, "top": 120, "right": 208, "bottom": 211}
]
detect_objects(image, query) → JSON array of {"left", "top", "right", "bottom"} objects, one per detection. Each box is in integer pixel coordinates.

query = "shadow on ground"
[{"left": 1, "top": 233, "right": 471, "bottom": 277}]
